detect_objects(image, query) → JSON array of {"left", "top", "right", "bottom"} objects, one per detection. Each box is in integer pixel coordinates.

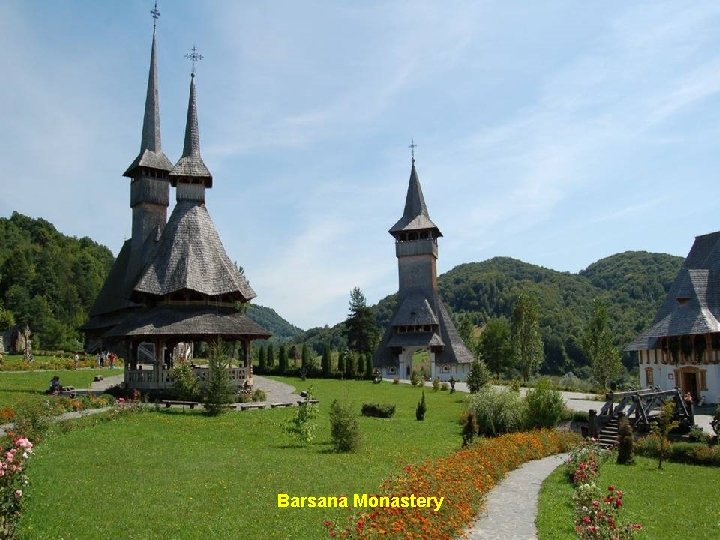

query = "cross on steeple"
[
  {"left": 409, "top": 139, "right": 417, "bottom": 164},
  {"left": 151, "top": 1, "right": 160, "bottom": 32},
  {"left": 185, "top": 45, "right": 204, "bottom": 76}
]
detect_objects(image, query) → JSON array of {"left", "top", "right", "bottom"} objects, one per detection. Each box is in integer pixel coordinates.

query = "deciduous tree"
[
  {"left": 582, "top": 299, "right": 622, "bottom": 390},
  {"left": 511, "top": 292, "right": 544, "bottom": 382}
]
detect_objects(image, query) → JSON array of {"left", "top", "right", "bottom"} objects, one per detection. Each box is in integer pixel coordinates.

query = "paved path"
[
  {"left": 465, "top": 453, "right": 568, "bottom": 540},
  {"left": 251, "top": 376, "right": 303, "bottom": 404}
]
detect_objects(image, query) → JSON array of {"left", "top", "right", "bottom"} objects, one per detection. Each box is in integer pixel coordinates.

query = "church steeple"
[
  {"left": 125, "top": 8, "right": 172, "bottom": 267},
  {"left": 124, "top": 30, "right": 173, "bottom": 177},
  {"left": 170, "top": 48, "right": 212, "bottom": 203},
  {"left": 389, "top": 155, "right": 442, "bottom": 239}
]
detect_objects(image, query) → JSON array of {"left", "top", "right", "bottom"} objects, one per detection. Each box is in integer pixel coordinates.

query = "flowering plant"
[
  {"left": 0, "top": 437, "right": 33, "bottom": 538},
  {"left": 575, "top": 485, "right": 642, "bottom": 539}
]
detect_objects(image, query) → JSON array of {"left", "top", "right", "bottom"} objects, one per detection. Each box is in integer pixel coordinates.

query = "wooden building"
[
  {"left": 627, "top": 232, "right": 720, "bottom": 403},
  {"left": 82, "top": 25, "right": 270, "bottom": 391},
  {"left": 373, "top": 157, "right": 473, "bottom": 381}
]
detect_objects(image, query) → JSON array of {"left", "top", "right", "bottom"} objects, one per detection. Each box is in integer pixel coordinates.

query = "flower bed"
[{"left": 325, "top": 430, "right": 579, "bottom": 539}]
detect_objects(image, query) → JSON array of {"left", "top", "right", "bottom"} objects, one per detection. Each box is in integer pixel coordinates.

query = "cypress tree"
[
  {"left": 345, "top": 351, "right": 355, "bottom": 378},
  {"left": 301, "top": 343, "right": 311, "bottom": 369},
  {"left": 279, "top": 344, "right": 288, "bottom": 374},
  {"left": 266, "top": 343, "right": 275, "bottom": 369},
  {"left": 321, "top": 344, "right": 331, "bottom": 377},
  {"left": 338, "top": 349, "right": 347, "bottom": 374},
  {"left": 365, "top": 352, "right": 374, "bottom": 378},
  {"left": 258, "top": 345, "right": 267, "bottom": 373}
]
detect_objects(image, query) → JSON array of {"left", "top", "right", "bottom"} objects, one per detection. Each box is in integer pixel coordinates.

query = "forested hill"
[
  {"left": 0, "top": 212, "right": 114, "bottom": 350},
  {"left": 0, "top": 212, "right": 301, "bottom": 350},
  {"left": 302, "top": 252, "right": 685, "bottom": 375}
]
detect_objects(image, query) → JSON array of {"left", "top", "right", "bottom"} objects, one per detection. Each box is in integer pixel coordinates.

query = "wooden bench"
[
  {"left": 270, "top": 402, "right": 294, "bottom": 409},
  {"left": 239, "top": 403, "right": 266, "bottom": 411},
  {"left": 162, "top": 400, "right": 200, "bottom": 410},
  {"left": 297, "top": 399, "right": 319, "bottom": 406}
]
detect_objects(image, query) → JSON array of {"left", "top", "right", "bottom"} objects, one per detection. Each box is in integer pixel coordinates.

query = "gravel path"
[
  {"left": 465, "top": 453, "right": 569, "bottom": 540},
  {"left": 251, "top": 375, "right": 303, "bottom": 404}
]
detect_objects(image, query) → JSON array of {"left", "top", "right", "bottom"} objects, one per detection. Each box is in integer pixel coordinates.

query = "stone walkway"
[{"left": 465, "top": 453, "right": 568, "bottom": 540}]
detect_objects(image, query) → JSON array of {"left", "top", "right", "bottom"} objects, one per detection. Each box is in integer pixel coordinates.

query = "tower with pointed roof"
[
  {"left": 83, "top": 13, "right": 270, "bottom": 393},
  {"left": 373, "top": 155, "right": 473, "bottom": 381},
  {"left": 124, "top": 28, "right": 173, "bottom": 274}
]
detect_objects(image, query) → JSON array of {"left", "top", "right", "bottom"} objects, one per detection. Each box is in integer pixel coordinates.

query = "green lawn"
[
  {"left": 18, "top": 377, "right": 467, "bottom": 539},
  {"left": 537, "top": 456, "right": 720, "bottom": 539},
  {"left": 0, "top": 368, "right": 119, "bottom": 410}
]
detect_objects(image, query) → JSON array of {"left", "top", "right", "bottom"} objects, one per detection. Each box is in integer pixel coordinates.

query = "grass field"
[
  {"left": 0, "top": 368, "right": 119, "bottom": 411},
  {"left": 536, "top": 455, "right": 720, "bottom": 539},
  {"left": 18, "top": 377, "right": 468, "bottom": 539}
]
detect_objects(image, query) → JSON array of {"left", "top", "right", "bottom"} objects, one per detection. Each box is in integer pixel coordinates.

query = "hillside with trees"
[
  {"left": 299, "top": 252, "right": 684, "bottom": 377},
  {"left": 0, "top": 212, "right": 114, "bottom": 350}
]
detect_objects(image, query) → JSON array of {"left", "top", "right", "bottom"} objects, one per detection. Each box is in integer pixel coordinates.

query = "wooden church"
[
  {"left": 82, "top": 18, "right": 270, "bottom": 391},
  {"left": 628, "top": 232, "right": 720, "bottom": 404},
  {"left": 373, "top": 155, "right": 473, "bottom": 381}
]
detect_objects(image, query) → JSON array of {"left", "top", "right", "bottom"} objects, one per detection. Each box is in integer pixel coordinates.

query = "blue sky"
[{"left": 2, "top": 1, "right": 720, "bottom": 330}]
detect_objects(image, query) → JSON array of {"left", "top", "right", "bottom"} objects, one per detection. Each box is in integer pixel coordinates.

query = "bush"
[
  {"left": 524, "top": 378, "right": 566, "bottom": 428},
  {"left": 284, "top": 401, "right": 319, "bottom": 446},
  {"left": 617, "top": 416, "right": 634, "bottom": 465},
  {"left": 169, "top": 362, "right": 200, "bottom": 401},
  {"left": 416, "top": 391, "right": 427, "bottom": 421},
  {"left": 392, "top": 378, "right": 400, "bottom": 385},
  {"left": 635, "top": 436, "right": 720, "bottom": 466},
  {"left": 440, "top": 382, "right": 449, "bottom": 392},
  {"left": 360, "top": 403, "right": 396, "bottom": 418},
  {"left": 468, "top": 387, "right": 526, "bottom": 437},
  {"left": 461, "top": 410, "right": 477, "bottom": 447},
  {"left": 432, "top": 377, "right": 440, "bottom": 392},
  {"left": 466, "top": 359, "right": 491, "bottom": 393},
  {"left": 688, "top": 425, "right": 710, "bottom": 444},
  {"left": 252, "top": 389, "right": 267, "bottom": 402},
  {"left": 329, "top": 399, "right": 360, "bottom": 452},
  {"left": 410, "top": 370, "right": 422, "bottom": 387},
  {"left": 202, "top": 354, "right": 235, "bottom": 416}
]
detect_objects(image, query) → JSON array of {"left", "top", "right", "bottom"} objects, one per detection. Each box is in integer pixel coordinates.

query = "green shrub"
[
  {"left": 688, "top": 426, "right": 710, "bottom": 444},
  {"left": 392, "top": 378, "right": 399, "bottom": 385},
  {"left": 329, "top": 399, "right": 360, "bottom": 452},
  {"left": 440, "top": 382, "right": 449, "bottom": 392},
  {"left": 415, "top": 391, "right": 427, "bottom": 421},
  {"left": 468, "top": 387, "right": 526, "bottom": 437},
  {"left": 617, "top": 416, "right": 634, "bottom": 465},
  {"left": 410, "top": 370, "right": 421, "bottom": 387},
  {"left": 252, "top": 389, "right": 267, "bottom": 402},
  {"left": 635, "top": 436, "right": 720, "bottom": 466},
  {"left": 360, "top": 403, "right": 396, "bottom": 418},
  {"left": 284, "top": 401, "right": 319, "bottom": 446},
  {"left": 461, "top": 410, "right": 477, "bottom": 447},
  {"left": 466, "top": 359, "right": 491, "bottom": 393},
  {"left": 432, "top": 377, "right": 440, "bottom": 392},
  {"left": 202, "top": 354, "right": 235, "bottom": 416},
  {"left": 524, "top": 378, "right": 566, "bottom": 428},
  {"left": 169, "top": 362, "right": 200, "bottom": 401}
]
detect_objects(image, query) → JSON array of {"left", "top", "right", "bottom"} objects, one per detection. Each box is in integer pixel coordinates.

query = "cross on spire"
[
  {"left": 409, "top": 139, "right": 417, "bottom": 164},
  {"left": 184, "top": 44, "right": 204, "bottom": 76},
  {"left": 151, "top": 1, "right": 160, "bottom": 32}
]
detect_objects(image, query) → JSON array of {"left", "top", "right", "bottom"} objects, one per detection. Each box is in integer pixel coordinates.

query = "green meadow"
[{"left": 17, "top": 377, "right": 466, "bottom": 539}]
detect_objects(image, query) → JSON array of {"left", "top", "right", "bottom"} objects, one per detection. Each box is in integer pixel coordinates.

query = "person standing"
[{"left": 74, "top": 353, "right": 79, "bottom": 370}]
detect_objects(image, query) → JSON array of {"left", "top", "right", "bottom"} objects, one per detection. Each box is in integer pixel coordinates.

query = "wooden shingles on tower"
[{"left": 374, "top": 156, "right": 472, "bottom": 380}]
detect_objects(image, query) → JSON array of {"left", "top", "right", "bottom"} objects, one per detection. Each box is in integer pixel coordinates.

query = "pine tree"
[
  {"left": 582, "top": 298, "right": 622, "bottom": 390},
  {"left": 345, "top": 351, "right": 355, "bottom": 378},
  {"left": 416, "top": 391, "right": 427, "bottom": 421},
  {"left": 345, "top": 287, "right": 378, "bottom": 354},
  {"left": 511, "top": 292, "right": 544, "bottom": 382},
  {"left": 466, "top": 359, "right": 491, "bottom": 393}
]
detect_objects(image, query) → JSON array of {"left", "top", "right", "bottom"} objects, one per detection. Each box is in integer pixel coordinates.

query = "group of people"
[{"left": 95, "top": 350, "right": 117, "bottom": 368}]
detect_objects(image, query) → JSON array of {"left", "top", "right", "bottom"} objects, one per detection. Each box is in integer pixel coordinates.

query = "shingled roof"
[
  {"left": 104, "top": 305, "right": 271, "bottom": 339},
  {"left": 169, "top": 74, "right": 212, "bottom": 185},
  {"left": 124, "top": 32, "right": 173, "bottom": 177},
  {"left": 627, "top": 231, "right": 720, "bottom": 350},
  {"left": 391, "top": 293, "right": 439, "bottom": 326},
  {"left": 389, "top": 161, "right": 442, "bottom": 236},
  {"left": 133, "top": 201, "right": 255, "bottom": 300}
]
